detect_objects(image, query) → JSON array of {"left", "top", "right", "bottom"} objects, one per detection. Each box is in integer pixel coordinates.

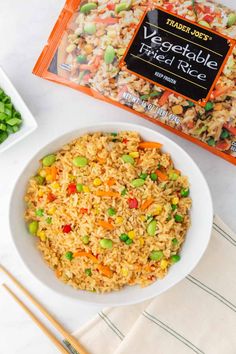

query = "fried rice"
[{"left": 24, "top": 131, "right": 191, "bottom": 293}]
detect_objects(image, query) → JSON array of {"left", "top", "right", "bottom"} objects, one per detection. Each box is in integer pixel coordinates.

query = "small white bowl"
[
  {"left": 9, "top": 122, "right": 213, "bottom": 306},
  {"left": 0, "top": 67, "right": 37, "bottom": 152}
]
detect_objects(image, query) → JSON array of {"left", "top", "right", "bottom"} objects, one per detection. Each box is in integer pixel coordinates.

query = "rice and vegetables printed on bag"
[
  {"left": 24, "top": 132, "right": 191, "bottom": 292},
  {"left": 34, "top": 0, "right": 236, "bottom": 164}
]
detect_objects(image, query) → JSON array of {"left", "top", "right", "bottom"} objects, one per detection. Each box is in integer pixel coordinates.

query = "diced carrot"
[
  {"left": 138, "top": 141, "right": 163, "bottom": 149},
  {"left": 141, "top": 198, "right": 154, "bottom": 211},
  {"left": 47, "top": 192, "right": 56, "bottom": 202},
  {"left": 97, "top": 264, "right": 113, "bottom": 277},
  {"left": 95, "top": 190, "right": 120, "bottom": 197},
  {"left": 94, "top": 16, "right": 119, "bottom": 25},
  {"left": 97, "top": 157, "right": 106, "bottom": 164},
  {"left": 55, "top": 269, "right": 62, "bottom": 278},
  {"left": 158, "top": 91, "right": 172, "bottom": 106},
  {"left": 211, "top": 84, "right": 231, "bottom": 98},
  {"left": 156, "top": 170, "right": 168, "bottom": 181},
  {"left": 45, "top": 166, "right": 57, "bottom": 182},
  {"left": 223, "top": 123, "right": 236, "bottom": 136},
  {"left": 106, "top": 177, "right": 116, "bottom": 186},
  {"left": 73, "top": 251, "right": 99, "bottom": 263},
  {"left": 97, "top": 220, "right": 114, "bottom": 230}
]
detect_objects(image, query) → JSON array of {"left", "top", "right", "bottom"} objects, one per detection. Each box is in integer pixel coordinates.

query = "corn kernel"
[
  {"left": 129, "top": 151, "right": 139, "bottom": 158},
  {"left": 128, "top": 230, "right": 135, "bottom": 239},
  {"left": 93, "top": 178, "right": 102, "bottom": 187},
  {"left": 121, "top": 268, "right": 129, "bottom": 276},
  {"left": 115, "top": 216, "right": 123, "bottom": 224},
  {"left": 69, "top": 174, "right": 76, "bottom": 180},
  {"left": 160, "top": 259, "right": 169, "bottom": 270},
  {"left": 140, "top": 215, "right": 146, "bottom": 221},
  {"left": 38, "top": 190, "right": 44, "bottom": 197},
  {"left": 66, "top": 44, "right": 76, "bottom": 53},
  {"left": 51, "top": 182, "right": 60, "bottom": 189},
  {"left": 153, "top": 204, "right": 163, "bottom": 216},
  {"left": 48, "top": 207, "right": 56, "bottom": 215},
  {"left": 83, "top": 186, "right": 90, "bottom": 193},
  {"left": 39, "top": 169, "right": 46, "bottom": 177},
  {"left": 172, "top": 104, "right": 183, "bottom": 115},
  {"left": 37, "top": 231, "right": 46, "bottom": 241},
  {"left": 172, "top": 197, "right": 179, "bottom": 205},
  {"left": 139, "top": 237, "right": 144, "bottom": 246}
]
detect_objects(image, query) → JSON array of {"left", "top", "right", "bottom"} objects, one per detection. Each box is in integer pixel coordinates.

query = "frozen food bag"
[{"left": 33, "top": 0, "right": 236, "bottom": 165}]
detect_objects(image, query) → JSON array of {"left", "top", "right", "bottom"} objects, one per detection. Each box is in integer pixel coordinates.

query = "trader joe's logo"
[{"left": 120, "top": 7, "right": 235, "bottom": 105}]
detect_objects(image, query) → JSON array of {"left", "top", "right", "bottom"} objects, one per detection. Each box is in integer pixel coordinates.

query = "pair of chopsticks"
[{"left": 0, "top": 265, "right": 89, "bottom": 354}]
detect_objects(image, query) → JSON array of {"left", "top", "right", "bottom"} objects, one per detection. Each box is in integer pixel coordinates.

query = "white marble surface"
[{"left": 0, "top": 0, "right": 235, "bottom": 353}]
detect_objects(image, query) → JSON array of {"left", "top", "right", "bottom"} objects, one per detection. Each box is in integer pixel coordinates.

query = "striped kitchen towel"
[{"left": 70, "top": 216, "right": 236, "bottom": 354}]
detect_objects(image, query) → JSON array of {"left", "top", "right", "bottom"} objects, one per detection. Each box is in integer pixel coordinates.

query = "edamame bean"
[
  {"left": 147, "top": 220, "right": 157, "bottom": 236},
  {"left": 121, "top": 154, "right": 134, "bottom": 165},
  {"left": 104, "top": 45, "right": 115, "bottom": 65},
  {"left": 76, "top": 183, "right": 83, "bottom": 192},
  {"left": 42, "top": 154, "right": 56, "bottom": 167},
  {"left": 100, "top": 238, "right": 113, "bottom": 249},
  {"left": 204, "top": 102, "right": 213, "bottom": 111},
  {"left": 150, "top": 250, "right": 163, "bottom": 261},
  {"left": 131, "top": 178, "right": 145, "bottom": 188},
  {"left": 77, "top": 54, "right": 87, "bottom": 63},
  {"left": 80, "top": 2, "right": 97, "bottom": 14},
  {"left": 227, "top": 13, "right": 236, "bottom": 27},
  {"left": 28, "top": 221, "right": 38, "bottom": 236},
  {"left": 73, "top": 156, "right": 88, "bottom": 167},
  {"left": 84, "top": 23, "right": 96, "bottom": 35},
  {"left": 115, "top": 2, "right": 128, "bottom": 13},
  {"left": 34, "top": 175, "right": 45, "bottom": 185},
  {"left": 82, "top": 235, "right": 90, "bottom": 244}
]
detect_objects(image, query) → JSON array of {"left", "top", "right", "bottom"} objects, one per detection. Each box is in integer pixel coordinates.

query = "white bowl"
[
  {"left": 9, "top": 122, "right": 213, "bottom": 306},
  {"left": 0, "top": 67, "right": 37, "bottom": 152}
]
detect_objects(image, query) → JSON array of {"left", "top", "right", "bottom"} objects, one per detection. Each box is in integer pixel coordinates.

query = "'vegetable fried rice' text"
[{"left": 24, "top": 131, "right": 191, "bottom": 293}]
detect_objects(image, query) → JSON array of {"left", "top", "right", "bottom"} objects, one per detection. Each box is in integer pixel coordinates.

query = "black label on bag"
[{"left": 121, "top": 7, "right": 234, "bottom": 105}]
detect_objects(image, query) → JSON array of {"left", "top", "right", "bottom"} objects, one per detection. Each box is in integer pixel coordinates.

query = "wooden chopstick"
[
  {"left": 2, "top": 284, "right": 69, "bottom": 354},
  {"left": 0, "top": 265, "right": 89, "bottom": 354}
]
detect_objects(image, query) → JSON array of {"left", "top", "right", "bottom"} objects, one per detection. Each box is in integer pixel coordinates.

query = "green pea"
[
  {"left": 115, "top": 2, "right": 128, "bottom": 13},
  {"left": 220, "top": 129, "right": 229, "bottom": 139},
  {"left": 35, "top": 208, "right": 44, "bottom": 217},
  {"left": 169, "top": 172, "right": 179, "bottom": 181},
  {"left": 46, "top": 217, "right": 52, "bottom": 224},
  {"left": 147, "top": 220, "right": 157, "bottom": 236},
  {"left": 171, "top": 204, "right": 177, "bottom": 211},
  {"left": 42, "top": 154, "right": 56, "bottom": 167},
  {"left": 198, "top": 20, "right": 210, "bottom": 28},
  {"left": 76, "top": 183, "right": 83, "bottom": 192},
  {"left": 171, "top": 254, "right": 181, "bottom": 263},
  {"left": 139, "top": 173, "right": 148, "bottom": 180},
  {"left": 180, "top": 188, "right": 190, "bottom": 197},
  {"left": 111, "top": 132, "right": 117, "bottom": 136},
  {"left": 82, "top": 235, "right": 90, "bottom": 244},
  {"left": 85, "top": 268, "right": 92, "bottom": 276},
  {"left": 120, "top": 233, "right": 129, "bottom": 242},
  {"left": 187, "top": 100, "right": 195, "bottom": 107},
  {"left": 80, "top": 2, "right": 97, "bottom": 14},
  {"left": 121, "top": 154, "right": 134, "bottom": 165},
  {"left": 172, "top": 238, "right": 179, "bottom": 246},
  {"left": 207, "top": 138, "right": 215, "bottom": 147},
  {"left": 34, "top": 175, "right": 45, "bottom": 185},
  {"left": 28, "top": 221, "right": 38, "bottom": 236},
  {"left": 131, "top": 178, "right": 145, "bottom": 188},
  {"left": 84, "top": 23, "right": 96, "bottom": 35},
  {"left": 73, "top": 156, "right": 88, "bottom": 167},
  {"left": 104, "top": 45, "right": 115, "bottom": 65},
  {"left": 166, "top": 214, "right": 172, "bottom": 221},
  {"left": 150, "top": 250, "right": 163, "bottom": 261},
  {"left": 125, "top": 238, "right": 133, "bottom": 245},
  {"left": 204, "top": 101, "right": 213, "bottom": 111},
  {"left": 107, "top": 207, "right": 116, "bottom": 216},
  {"left": 76, "top": 54, "right": 87, "bottom": 64},
  {"left": 121, "top": 188, "right": 127, "bottom": 196},
  {"left": 227, "top": 13, "right": 236, "bottom": 27},
  {"left": 65, "top": 251, "right": 73, "bottom": 261},
  {"left": 174, "top": 214, "right": 184, "bottom": 223},
  {"left": 100, "top": 238, "right": 113, "bottom": 249},
  {"left": 150, "top": 173, "right": 157, "bottom": 181}
]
